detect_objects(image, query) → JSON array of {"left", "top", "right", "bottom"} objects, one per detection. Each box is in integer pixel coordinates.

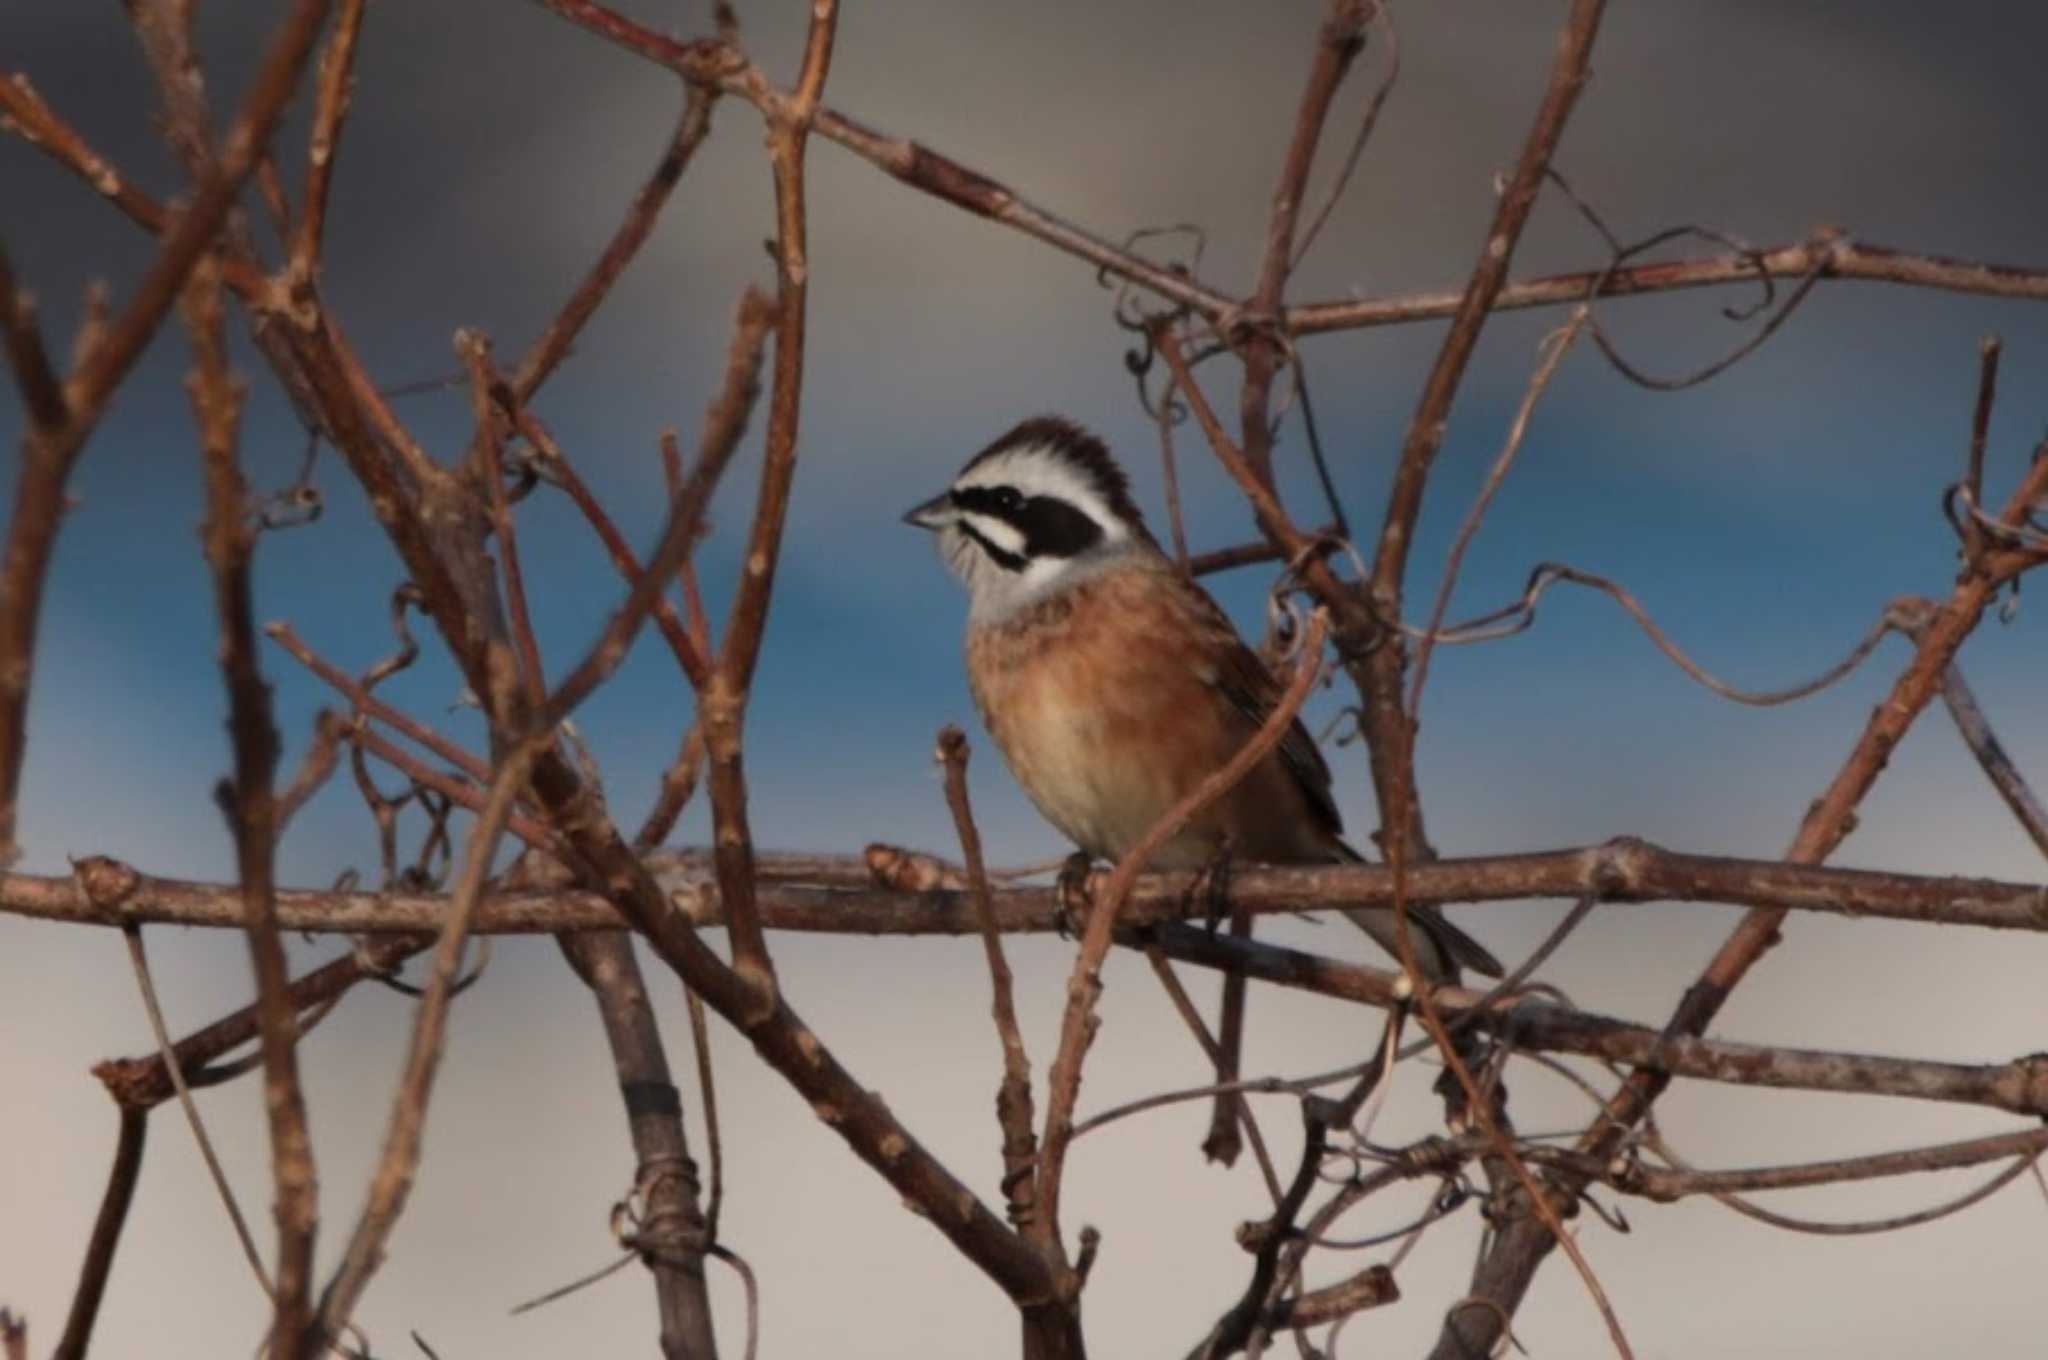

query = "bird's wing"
[{"left": 1200, "top": 608, "right": 1346, "bottom": 842}]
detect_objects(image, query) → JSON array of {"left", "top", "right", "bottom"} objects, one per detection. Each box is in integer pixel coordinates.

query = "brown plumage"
[{"left": 910, "top": 417, "right": 1501, "bottom": 982}]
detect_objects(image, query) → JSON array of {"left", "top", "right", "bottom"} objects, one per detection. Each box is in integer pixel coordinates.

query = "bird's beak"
[{"left": 902, "top": 492, "right": 956, "bottom": 530}]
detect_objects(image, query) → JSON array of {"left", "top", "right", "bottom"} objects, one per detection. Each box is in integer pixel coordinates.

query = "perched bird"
[{"left": 904, "top": 415, "right": 1502, "bottom": 982}]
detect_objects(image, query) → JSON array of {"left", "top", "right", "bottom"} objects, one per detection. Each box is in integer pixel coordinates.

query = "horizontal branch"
[
  {"left": 1148, "top": 926, "right": 2048, "bottom": 1118},
  {"left": 1287, "top": 236, "right": 2048, "bottom": 334},
  {"left": 9, "top": 836, "right": 2043, "bottom": 937},
  {"left": 1535, "top": 1125, "right": 2048, "bottom": 1202}
]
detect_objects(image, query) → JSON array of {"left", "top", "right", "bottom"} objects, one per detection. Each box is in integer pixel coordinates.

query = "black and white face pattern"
[{"left": 904, "top": 416, "right": 1150, "bottom": 620}]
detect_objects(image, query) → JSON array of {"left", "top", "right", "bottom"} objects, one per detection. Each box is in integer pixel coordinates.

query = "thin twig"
[
  {"left": 685, "top": 985, "right": 723, "bottom": 1240},
  {"left": 1584, "top": 1125, "right": 2048, "bottom": 1202},
  {"left": 120, "top": 927, "right": 273, "bottom": 1295},
  {"left": 708, "top": 1245, "right": 759, "bottom": 1360},
  {"left": 265, "top": 624, "right": 489, "bottom": 783},
  {"left": 696, "top": 0, "right": 839, "bottom": 1004},
  {"left": 517, "top": 411, "right": 711, "bottom": 688},
  {"left": 1289, "top": 1, "right": 1398, "bottom": 272},
  {"left": 1, "top": 0, "right": 333, "bottom": 862},
  {"left": 543, "top": 287, "right": 774, "bottom": 723},
  {"left": 1441, "top": 412, "right": 2048, "bottom": 1350},
  {"left": 1398, "top": 563, "right": 1909, "bottom": 706},
  {"left": 1143, "top": 947, "right": 1286, "bottom": 1207},
  {"left": 461, "top": 332, "right": 547, "bottom": 710},
  {"left": 1202, "top": 902, "right": 1253, "bottom": 1170},
  {"left": 290, "top": 0, "right": 367, "bottom": 285},
  {"left": 1236, "top": 0, "right": 1373, "bottom": 483},
  {"left": 1370, "top": 0, "right": 1609, "bottom": 877},
  {"left": 507, "top": 1250, "right": 636, "bottom": 1317},
  {"left": 1963, "top": 336, "right": 2002, "bottom": 533},
  {"left": 312, "top": 740, "right": 545, "bottom": 1351},
  {"left": 186, "top": 248, "right": 322, "bottom": 1359},
  {"left": 938, "top": 727, "right": 1041, "bottom": 1238},
  {"left": 510, "top": 85, "right": 718, "bottom": 401},
  {"left": 349, "top": 721, "right": 559, "bottom": 851},
  {"left": 1937, "top": 658, "right": 2048, "bottom": 860},
  {"left": 49, "top": 1107, "right": 148, "bottom": 1360},
  {"left": 95, "top": 934, "right": 425, "bottom": 1110},
  {"left": 1289, "top": 237, "right": 2048, "bottom": 335},
  {"left": 1406, "top": 308, "right": 1587, "bottom": 718}
]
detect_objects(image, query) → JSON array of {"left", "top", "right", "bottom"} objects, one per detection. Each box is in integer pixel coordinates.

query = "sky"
[{"left": 4, "top": 1, "right": 2048, "bottom": 1356}]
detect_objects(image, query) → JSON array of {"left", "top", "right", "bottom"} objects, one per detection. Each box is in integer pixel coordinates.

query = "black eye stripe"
[
  {"left": 1015, "top": 496, "right": 1102, "bottom": 559},
  {"left": 950, "top": 484, "right": 1105, "bottom": 562},
  {"left": 951, "top": 485, "right": 1021, "bottom": 517}
]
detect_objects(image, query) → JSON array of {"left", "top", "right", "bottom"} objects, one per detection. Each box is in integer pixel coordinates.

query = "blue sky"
[{"left": 5, "top": 3, "right": 2048, "bottom": 1356}]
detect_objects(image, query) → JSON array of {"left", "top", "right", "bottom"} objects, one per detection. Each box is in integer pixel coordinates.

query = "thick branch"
[{"left": 9, "top": 836, "right": 2044, "bottom": 936}]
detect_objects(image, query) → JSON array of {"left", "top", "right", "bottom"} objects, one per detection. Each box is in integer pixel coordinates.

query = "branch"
[
  {"left": 9, "top": 836, "right": 2045, "bottom": 936},
  {"left": 311, "top": 742, "right": 542, "bottom": 1351},
  {"left": 289, "top": 0, "right": 367, "bottom": 285},
  {"left": 1368, "top": 0, "right": 1609, "bottom": 868},
  {"left": 1441, "top": 419, "right": 2048, "bottom": 1350},
  {"left": 1559, "top": 1125, "right": 2048, "bottom": 1202},
  {"left": 93, "top": 934, "right": 426, "bottom": 1111},
  {"left": 557, "top": 930, "right": 719, "bottom": 1359},
  {"left": 186, "top": 249, "right": 322, "bottom": 1359},
  {"left": 1288, "top": 237, "right": 2048, "bottom": 335},
  {"left": 49, "top": 1108, "right": 147, "bottom": 1360},
  {"left": 1236, "top": 0, "right": 1372, "bottom": 483},
  {"left": 510, "top": 84, "right": 718, "bottom": 401},
  {"left": 0, "top": 0, "right": 331, "bottom": 867},
  {"left": 938, "top": 727, "right": 1042, "bottom": 1243},
  {"left": 696, "top": 0, "right": 838, "bottom": 1004},
  {"left": 1148, "top": 925, "right": 2048, "bottom": 1119},
  {"left": 1937, "top": 658, "right": 2048, "bottom": 861},
  {"left": 526, "top": 0, "right": 1234, "bottom": 324}
]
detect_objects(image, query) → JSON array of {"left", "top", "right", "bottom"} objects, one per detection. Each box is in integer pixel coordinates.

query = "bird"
[{"left": 903, "top": 415, "right": 1502, "bottom": 983}]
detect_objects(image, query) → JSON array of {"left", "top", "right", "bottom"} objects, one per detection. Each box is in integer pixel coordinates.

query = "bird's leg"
[
  {"left": 1054, "top": 850, "right": 1096, "bottom": 940},
  {"left": 1194, "top": 838, "right": 1235, "bottom": 936}
]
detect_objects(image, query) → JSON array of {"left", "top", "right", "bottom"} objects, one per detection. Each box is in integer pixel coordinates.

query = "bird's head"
[{"left": 904, "top": 416, "right": 1152, "bottom": 621}]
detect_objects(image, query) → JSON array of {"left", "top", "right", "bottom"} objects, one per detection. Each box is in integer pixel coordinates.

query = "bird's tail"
[{"left": 1331, "top": 840, "right": 1504, "bottom": 982}]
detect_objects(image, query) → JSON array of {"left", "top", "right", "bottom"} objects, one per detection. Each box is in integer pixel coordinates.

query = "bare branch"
[
  {"left": 1149, "top": 925, "right": 2048, "bottom": 1119},
  {"left": 1564, "top": 1126, "right": 2048, "bottom": 1202},
  {"left": 1369, "top": 0, "right": 1609, "bottom": 872},
  {"left": 543, "top": 286, "right": 774, "bottom": 723},
  {"left": 557, "top": 931, "right": 719, "bottom": 1359},
  {"left": 0, "top": 0, "right": 332, "bottom": 869},
  {"left": 94, "top": 934, "right": 426, "bottom": 1111},
  {"left": 1236, "top": 0, "right": 1373, "bottom": 484},
  {"left": 290, "top": 0, "right": 368, "bottom": 285},
  {"left": 510, "top": 85, "right": 718, "bottom": 402},
  {"left": 186, "top": 248, "right": 322, "bottom": 1358},
  {"left": 696, "top": 0, "right": 840, "bottom": 1003},
  {"left": 1938, "top": 660, "right": 2048, "bottom": 860},
  {"left": 312, "top": 741, "right": 544, "bottom": 1351},
  {"left": 10, "top": 835, "right": 2045, "bottom": 937},
  {"left": 49, "top": 1108, "right": 147, "bottom": 1360},
  {"left": 938, "top": 727, "right": 1042, "bottom": 1240},
  {"left": 1288, "top": 237, "right": 2048, "bottom": 335}
]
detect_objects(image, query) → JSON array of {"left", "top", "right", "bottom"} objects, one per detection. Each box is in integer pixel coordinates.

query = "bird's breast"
[{"left": 965, "top": 569, "right": 1252, "bottom": 866}]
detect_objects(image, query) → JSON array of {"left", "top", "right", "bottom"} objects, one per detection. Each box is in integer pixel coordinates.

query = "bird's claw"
[
  {"left": 1055, "top": 851, "right": 1095, "bottom": 940},
  {"left": 1195, "top": 841, "right": 1235, "bottom": 936}
]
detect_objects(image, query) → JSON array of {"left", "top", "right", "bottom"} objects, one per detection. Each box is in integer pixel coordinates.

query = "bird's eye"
[{"left": 991, "top": 487, "right": 1022, "bottom": 512}]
